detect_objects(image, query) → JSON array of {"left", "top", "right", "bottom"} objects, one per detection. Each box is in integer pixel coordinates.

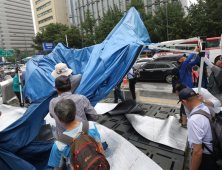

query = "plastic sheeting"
[
  {"left": 126, "top": 114, "right": 188, "bottom": 151},
  {"left": 96, "top": 123, "right": 162, "bottom": 170},
  {"left": 94, "top": 102, "right": 188, "bottom": 151}
]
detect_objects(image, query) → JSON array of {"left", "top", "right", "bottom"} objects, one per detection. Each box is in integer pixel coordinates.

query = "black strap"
[
  {"left": 82, "top": 121, "right": 89, "bottom": 135},
  {"left": 191, "top": 108, "right": 215, "bottom": 157},
  {"left": 57, "top": 121, "right": 89, "bottom": 145},
  {"left": 57, "top": 134, "right": 73, "bottom": 146}
]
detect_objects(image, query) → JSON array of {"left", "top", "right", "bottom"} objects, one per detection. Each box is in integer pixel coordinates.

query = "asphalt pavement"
[{"left": 135, "top": 81, "right": 180, "bottom": 107}]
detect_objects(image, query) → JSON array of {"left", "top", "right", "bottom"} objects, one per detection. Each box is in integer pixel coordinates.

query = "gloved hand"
[{"left": 18, "top": 82, "right": 22, "bottom": 85}]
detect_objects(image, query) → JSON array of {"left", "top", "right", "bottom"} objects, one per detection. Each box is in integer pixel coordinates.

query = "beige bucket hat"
[{"left": 51, "top": 63, "right": 73, "bottom": 78}]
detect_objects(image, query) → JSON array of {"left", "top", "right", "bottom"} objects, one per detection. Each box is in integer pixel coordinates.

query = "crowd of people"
[
  {"left": 172, "top": 46, "right": 222, "bottom": 170},
  {"left": 0, "top": 44, "right": 221, "bottom": 170}
]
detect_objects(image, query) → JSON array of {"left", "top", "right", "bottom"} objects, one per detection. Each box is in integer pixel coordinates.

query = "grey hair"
[{"left": 54, "top": 99, "right": 76, "bottom": 123}]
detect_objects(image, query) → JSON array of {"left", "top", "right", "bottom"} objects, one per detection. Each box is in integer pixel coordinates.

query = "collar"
[
  {"left": 59, "top": 91, "right": 72, "bottom": 97},
  {"left": 189, "top": 103, "right": 208, "bottom": 117}
]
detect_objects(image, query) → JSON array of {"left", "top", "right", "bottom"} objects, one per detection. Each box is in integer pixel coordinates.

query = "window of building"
[
  {"left": 98, "top": 1, "right": 101, "bottom": 17},
  {"left": 38, "top": 16, "right": 53, "bottom": 24},
  {"left": 147, "top": 7, "right": 152, "bottom": 14},
  {"left": 120, "top": 0, "right": 123, "bottom": 12},
  {"left": 39, "top": 25, "right": 47, "bottom": 31},
  {"left": 102, "top": 0, "right": 106, "bottom": 12},
  {"left": 108, "top": 0, "right": 112, "bottom": 8},
  {"left": 93, "top": 3, "right": 96, "bottom": 19},
  {"left": 37, "top": 9, "right": 52, "bottom": 18},
  {"left": 114, "top": 0, "right": 117, "bottom": 5},
  {"left": 147, "top": 0, "right": 152, "bottom": 5},
  {"left": 155, "top": 5, "right": 159, "bottom": 11},
  {"left": 36, "top": 0, "right": 45, "bottom": 5},
  {"left": 37, "top": 2, "right": 51, "bottom": 11}
]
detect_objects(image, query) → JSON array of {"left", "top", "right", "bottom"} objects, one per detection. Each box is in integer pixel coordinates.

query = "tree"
[
  {"left": 81, "top": 10, "right": 97, "bottom": 47},
  {"left": 95, "top": 5, "right": 123, "bottom": 44},
  {"left": 187, "top": 0, "right": 222, "bottom": 37},
  {"left": 127, "top": 0, "right": 148, "bottom": 21},
  {"left": 144, "top": 2, "right": 190, "bottom": 43},
  {"left": 31, "top": 23, "right": 82, "bottom": 50}
]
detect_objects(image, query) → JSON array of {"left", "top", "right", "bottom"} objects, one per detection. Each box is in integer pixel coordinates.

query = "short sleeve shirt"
[
  {"left": 188, "top": 104, "right": 213, "bottom": 154},
  {"left": 48, "top": 121, "right": 101, "bottom": 169}
]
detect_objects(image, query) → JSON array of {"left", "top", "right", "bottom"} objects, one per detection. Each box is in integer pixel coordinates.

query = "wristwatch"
[{"left": 203, "top": 99, "right": 206, "bottom": 103}]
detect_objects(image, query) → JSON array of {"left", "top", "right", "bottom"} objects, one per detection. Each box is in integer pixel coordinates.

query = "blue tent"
[{"left": 0, "top": 7, "right": 152, "bottom": 170}]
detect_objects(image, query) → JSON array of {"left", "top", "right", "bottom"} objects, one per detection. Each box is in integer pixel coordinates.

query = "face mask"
[{"left": 19, "top": 73, "right": 22, "bottom": 76}]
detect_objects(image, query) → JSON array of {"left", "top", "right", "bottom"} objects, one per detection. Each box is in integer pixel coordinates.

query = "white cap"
[{"left": 51, "top": 63, "right": 73, "bottom": 78}]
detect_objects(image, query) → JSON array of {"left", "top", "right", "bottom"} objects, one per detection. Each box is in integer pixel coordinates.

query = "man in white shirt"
[
  {"left": 178, "top": 88, "right": 219, "bottom": 170},
  {"left": 175, "top": 83, "right": 221, "bottom": 118}
]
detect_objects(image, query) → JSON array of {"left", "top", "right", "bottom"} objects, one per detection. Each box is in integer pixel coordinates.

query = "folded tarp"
[{"left": 0, "top": 7, "right": 152, "bottom": 169}]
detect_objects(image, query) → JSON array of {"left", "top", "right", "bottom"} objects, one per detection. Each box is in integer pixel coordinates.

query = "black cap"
[
  {"left": 55, "top": 75, "right": 71, "bottom": 88},
  {"left": 178, "top": 88, "right": 197, "bottom": 104},
  {"left": 177, "top": 54, "right": 186, "bottom": 61}
]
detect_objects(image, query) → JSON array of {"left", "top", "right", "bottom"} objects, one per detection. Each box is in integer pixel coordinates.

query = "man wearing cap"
[
  {"left": 51, "top": 63, "right": 82, "bottom": 94},
  {"left": 178, "top": 88, "right": 219, "bottom": 170},
  {"left": 175, "top": 83, "right": 221, "bottom": 127},
  {"left": 204, "top": 55, "right": 222, "bottom": 104},
  {"left": 49, "top": 75, "right": 98, "bottom": 139},
  {"left": 177, "top": 46, "right": 200, "bottom": 88}
]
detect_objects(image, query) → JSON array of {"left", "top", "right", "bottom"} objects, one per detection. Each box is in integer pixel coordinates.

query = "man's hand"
[
  {"left": 54, "top": 167, "right": 62, "bottom": 170},
  {"left": 190, "top": 143, "right": 203, "bottom": 170},
  {"left": 197, "top": 94, "right": 203, "bottom": 103},
  {"left": 194, "top": 46, "right": 201, "bottom": 52},
  {"left": 0, "top": 111, "right": 1, "bottom": 116}
]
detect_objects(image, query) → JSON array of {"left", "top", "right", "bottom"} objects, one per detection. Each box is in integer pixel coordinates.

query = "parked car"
[
  {"left": 136, "top": 58, "right": 153, "bottom": 66},
  {"left": 139, "top": 61, "right": 177, "bottom": 83},
  {"left": 152, "top": 54, "right": 185, "bottom": 62}
]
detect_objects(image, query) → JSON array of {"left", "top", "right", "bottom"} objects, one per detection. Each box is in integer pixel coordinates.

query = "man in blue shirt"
[
  {"left": 178, "top": 88, "right": 219, "bottom": 170},
  {"left": 48, "top": 99, "right": 104, "bottom": 170},
  {"left": 177, "top": 46, "right": 200, "bottom": 88}
]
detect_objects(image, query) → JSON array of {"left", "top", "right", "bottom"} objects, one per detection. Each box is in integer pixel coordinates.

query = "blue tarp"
[{"left": 0, "top": 7, "right": 152, "bottom": 170}]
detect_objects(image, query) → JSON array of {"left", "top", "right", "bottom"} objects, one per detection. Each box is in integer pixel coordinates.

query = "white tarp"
[
  {"left": 94, "top": 103, "right": 188, "bottom": 151},
  {"left": 94, "top": 103, "right": 117, "bottom": 115},
  {"left": 126, "top": 114, "right": 187, "bottom": 151},
  {"left": 95, "top": 123, "right": 162, "bottom": 170},
  {"left": 0, "top": 104, "right": 26, "bottom": 131}
]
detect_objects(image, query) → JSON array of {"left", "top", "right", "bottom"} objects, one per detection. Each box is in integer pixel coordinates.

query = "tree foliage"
[
  {"left": 31, "top": 23, "right": 81, "bottom": 51},
  {"left": 95, "top": 5, "right": 123, "bottom": 44},
  {"left": 30, "top": 0, "right": 222, "bottom": 50},
  {"left": 81, "top": 10, "right": 97, "bottom": 47},
  {"left": 187, "top": 0, "right": 222, "bottom": 37},
  {"left": 145, "top": 2, "right": 190, "bottom": 42}
]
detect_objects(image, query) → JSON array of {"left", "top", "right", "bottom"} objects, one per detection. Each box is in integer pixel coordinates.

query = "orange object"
[
  {"left": 146, "top": 51, "right": 148, "bottom": 58},
  {"left": 123, "top": 77, "right": 128, "bottom": 85}
]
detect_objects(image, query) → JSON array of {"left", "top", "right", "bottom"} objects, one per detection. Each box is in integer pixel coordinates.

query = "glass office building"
[
  {"left": 68, "top": 0, "right": 188, "bottom": 26},
  {"left": 0, "top": 0, "right": 35, "bottom": 53}
]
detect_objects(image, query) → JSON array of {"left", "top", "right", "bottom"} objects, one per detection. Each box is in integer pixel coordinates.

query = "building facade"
[
  {"left": 0, "top": 0, "right": 35, "bottom": 53},
  {"left": 32, "top": 0, "right": 70, "bottom": 32},
  {"left": 69, "top": 0, "right": 188, "bottom": 26}
]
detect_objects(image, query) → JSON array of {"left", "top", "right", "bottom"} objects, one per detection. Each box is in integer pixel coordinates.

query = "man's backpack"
[
  {"left": 58, "top": 121, "right": 110, "bottom": 170},
  {"left": 192, "top": 108, "right": 222, "bottom": 160}
]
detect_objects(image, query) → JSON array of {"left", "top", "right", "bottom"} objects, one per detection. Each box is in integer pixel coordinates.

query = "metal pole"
[
  {"left": 23, "top": 33, "right": 27, "bottom": 59},
  {"left": 65, "top": 34, "right": 68, "bottom": 47},
  {"left": 198, "top": 36, "right": 207, "bottom": 94},
  {"left": 166, "top": 1, "right": 169, "bottom": 41},
  {"left": 18, "top": 70, "right": 23, "bottom": 106}
]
